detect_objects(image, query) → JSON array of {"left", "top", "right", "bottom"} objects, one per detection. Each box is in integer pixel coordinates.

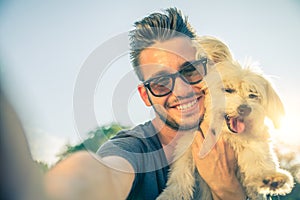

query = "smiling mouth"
[
  {"left": 174, "top": 94, "right": 204, "bottom": 112},
  {"left": 176, "top": 98, "right": 198, "bottom": 111},
  {"left": 225, "top": 115, "right": 245, "bottom": 134}
]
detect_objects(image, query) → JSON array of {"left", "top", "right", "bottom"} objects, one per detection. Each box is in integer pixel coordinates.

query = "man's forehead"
[
  {"left": 149, "top": 37, "right": 195, "bottom": 56},
  {"left": 137, "top": 37, "right": 200, "bottom": 80},
  {"left": 140, "top": 38, "right": 196, "bottom": 64},
  {"left": 140, "top": 48, "right": 190, "bottom": 65}
]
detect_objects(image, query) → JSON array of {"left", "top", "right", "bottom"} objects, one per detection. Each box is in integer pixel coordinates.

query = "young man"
[{"left": 45, "top": 8, "right": 246, "bottom": 200}]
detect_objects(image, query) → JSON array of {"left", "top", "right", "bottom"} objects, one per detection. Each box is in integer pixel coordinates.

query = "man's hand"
[{"left": 192, "top": 132, "right": 246, "bottom": 200}]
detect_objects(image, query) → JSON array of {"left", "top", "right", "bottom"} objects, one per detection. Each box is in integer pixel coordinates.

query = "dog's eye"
[
  {"left": 249, "top": 94, "right": 258, "bottom": 99},
  {"left": 223, "top": 88, "right": 235, "bottom": 93}
]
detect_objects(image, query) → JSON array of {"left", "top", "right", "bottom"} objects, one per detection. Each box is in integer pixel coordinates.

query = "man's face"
[{"left": 138, "top": 37, "right": 205, "bottom": 130}]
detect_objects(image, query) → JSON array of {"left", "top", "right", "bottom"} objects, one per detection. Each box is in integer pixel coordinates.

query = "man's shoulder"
[
  {"left": 97, "top": 121, "right": 168, "bottom": 173},
  {"left": 113, "top": 121, "right": 157, "bottom": 140},
  {"left": 98, "top": 121, "right": 161, "bottom": 153}
]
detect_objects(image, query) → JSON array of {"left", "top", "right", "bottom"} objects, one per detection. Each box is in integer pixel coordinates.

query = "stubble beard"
[{"left": 153, "top": 105, "right": 204, "bottom": 131}]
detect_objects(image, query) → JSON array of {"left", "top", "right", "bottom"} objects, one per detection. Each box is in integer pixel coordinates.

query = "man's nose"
[{"left": 172, "top": 76, "right": 194, "bottom": 97}]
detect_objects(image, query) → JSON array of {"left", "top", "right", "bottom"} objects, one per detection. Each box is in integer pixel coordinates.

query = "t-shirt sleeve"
[
  {"left": 96, "top": 135, "right": 144, "bottom": 173},
  {"left": 96, "top": 123, "right": 169, "bottom": 200}
]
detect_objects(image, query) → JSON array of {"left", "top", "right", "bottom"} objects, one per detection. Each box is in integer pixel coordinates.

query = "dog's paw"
[
  {"left": 262, "top": 175, "right": 285, "bottom": 190},
  {"left": 259, "top": 170, "right": 294, "bottom": 195}
]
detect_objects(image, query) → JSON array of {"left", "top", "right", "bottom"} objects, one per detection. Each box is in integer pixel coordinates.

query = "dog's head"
[
  {"left": 203, "top": 61, "right": 285, "bottom": 136},
  {"left": 196, "top": 37, "right": 284, "bottom": 157}
]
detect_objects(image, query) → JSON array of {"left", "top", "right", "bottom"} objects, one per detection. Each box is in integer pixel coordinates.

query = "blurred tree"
[
  {"left": 34, "top": 160, "right": 49, "bottom": 173},
  {"left": 55, "top": 123, "right": 128, "bottom": 163}
]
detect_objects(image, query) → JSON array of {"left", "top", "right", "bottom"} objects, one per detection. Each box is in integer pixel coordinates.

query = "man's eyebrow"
[
  {"left": 148, "top": 70, "right": 171, "bottom": 79},
  {"left": 179, "top": 60, "right": 196, "bottom": 70},
  {"left": 146, "top": 60, "right": 197, "bottom": 80}
]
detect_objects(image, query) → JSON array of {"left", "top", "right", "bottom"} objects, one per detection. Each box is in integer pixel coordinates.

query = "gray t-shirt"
[{"left": 97, "top": 121, "right": 212, "bottom": 200}]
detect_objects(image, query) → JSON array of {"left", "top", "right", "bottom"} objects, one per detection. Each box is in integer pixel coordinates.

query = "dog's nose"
[{"left": 238, "top": 104, "right": 252, "bottom": 116}]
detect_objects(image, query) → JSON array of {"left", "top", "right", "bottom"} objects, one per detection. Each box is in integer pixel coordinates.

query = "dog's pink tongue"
[{"left": 230, "top": 118, "right": 245, "bottom": 133}]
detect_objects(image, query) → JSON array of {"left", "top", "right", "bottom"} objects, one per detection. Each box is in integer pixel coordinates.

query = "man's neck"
[
  {"left": 152, "top": 118, "right": 175, "bottom": 146},
  {"left": 151, "top": 117, "right": 196, "bottom": 164},
  {"left": 151, "top": 117, "right": 195, "bottom": 146}
]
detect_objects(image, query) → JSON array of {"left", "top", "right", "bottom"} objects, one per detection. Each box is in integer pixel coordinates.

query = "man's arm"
[
  {"left": 192, "top": 133, "right": 246, "bottom": 200},
  {"left": 44, "top": 151, "right": 135, "bottom": 200}
]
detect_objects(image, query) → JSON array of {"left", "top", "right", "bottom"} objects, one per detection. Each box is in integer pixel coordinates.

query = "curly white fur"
[{"left": 157, "top": 46, "right": 294, "bottom": 199}]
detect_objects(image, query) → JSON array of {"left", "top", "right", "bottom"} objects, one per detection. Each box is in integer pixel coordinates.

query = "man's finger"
[{"left": 199, "top": 131, "right": 218, "bottom": 158}]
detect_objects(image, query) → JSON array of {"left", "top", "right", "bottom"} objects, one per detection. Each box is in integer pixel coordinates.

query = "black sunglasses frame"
[{"left": 143, "top": 58, "right": 208, "bottom": 97}]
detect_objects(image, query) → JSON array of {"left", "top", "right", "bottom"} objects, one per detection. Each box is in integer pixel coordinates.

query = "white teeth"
[{"left": 176, "top": 99, "right": 198, "bottom": 110}]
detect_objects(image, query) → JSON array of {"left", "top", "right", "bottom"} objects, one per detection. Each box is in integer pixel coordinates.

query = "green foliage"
[
  {"left": 34, "top": 160, "right": 50, "bottom": 173},
  {"left": 56, "top": 123, "right": 128, "bottom": 162}
]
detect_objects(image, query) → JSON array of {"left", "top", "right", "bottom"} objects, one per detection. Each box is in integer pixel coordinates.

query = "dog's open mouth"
[{"left": 225, "top": 115, "right": 245, "bottom": 134}]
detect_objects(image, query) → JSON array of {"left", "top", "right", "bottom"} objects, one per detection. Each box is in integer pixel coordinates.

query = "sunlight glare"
[{"left": 267, "top": 114, "right": 300, "bottom": 146}]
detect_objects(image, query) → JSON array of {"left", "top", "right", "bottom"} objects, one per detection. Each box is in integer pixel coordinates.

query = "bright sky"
[{"left": 1, "top": 0, "right": 300, "bottom": 165}]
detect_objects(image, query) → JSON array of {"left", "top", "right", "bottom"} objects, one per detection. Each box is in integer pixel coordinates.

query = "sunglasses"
[{"left": 143, "top": 58, "right": 207, "bottom": 97}]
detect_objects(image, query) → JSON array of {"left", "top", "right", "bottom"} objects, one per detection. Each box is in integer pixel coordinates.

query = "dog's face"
[{"left": 202, "top": 61, "right": 285, "bottom": 137}]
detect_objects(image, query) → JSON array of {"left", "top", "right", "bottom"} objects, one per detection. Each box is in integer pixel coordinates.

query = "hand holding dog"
[{"left": 192, "top": 131, "right": 246, "bottom": 200}]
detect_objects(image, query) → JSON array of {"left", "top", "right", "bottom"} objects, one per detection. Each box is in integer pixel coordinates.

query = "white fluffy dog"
[{"left": 157, "top": 38, "right": 294, "bottom": 200}]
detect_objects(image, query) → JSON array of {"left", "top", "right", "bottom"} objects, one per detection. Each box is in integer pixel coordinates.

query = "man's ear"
[{"left": 138, "top": 84, "right": 151, "bottom": 106}]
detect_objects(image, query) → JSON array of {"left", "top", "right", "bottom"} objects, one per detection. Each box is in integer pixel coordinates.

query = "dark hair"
[{"left": 129, "top": 7, "right": 196, "bottom": 80}]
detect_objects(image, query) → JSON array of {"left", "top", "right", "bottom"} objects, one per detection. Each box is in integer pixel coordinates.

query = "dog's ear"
[
  {"left": 197, "top": 36, "right": 233, "bottom": 63},
  {"left": 265, "top": 81, "right": 285, "bottom": 129}
]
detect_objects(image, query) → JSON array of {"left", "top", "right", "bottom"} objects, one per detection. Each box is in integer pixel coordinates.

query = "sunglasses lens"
[
  {"left": 181, "top": 61, "right": 205, "bottom": 84},
  {"left": 149, "top": 76, "right": 172, "bottom": 96},
  {"left": 144, "top": 58, "right": 207, "bottom": 97}
]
